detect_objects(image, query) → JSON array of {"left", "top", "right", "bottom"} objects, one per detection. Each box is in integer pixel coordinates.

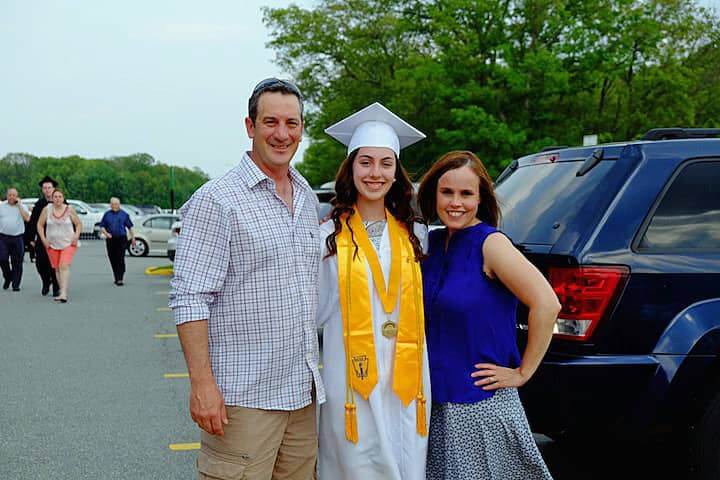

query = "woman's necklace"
[{"left": 52, "top": 205, "right": 67, "bottom": 219}]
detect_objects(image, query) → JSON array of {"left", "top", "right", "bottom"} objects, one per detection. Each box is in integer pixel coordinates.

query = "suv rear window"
[
  {"left": 495, "top": 160, "right": 619, "bottom": 246},
  {"left": 638, "top": 160, "right": 720, "bottom": 251}
]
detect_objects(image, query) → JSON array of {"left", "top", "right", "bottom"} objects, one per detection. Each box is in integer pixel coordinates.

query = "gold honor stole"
[{"left": 337, "top": 209, "right": 427, "bottom": 443}]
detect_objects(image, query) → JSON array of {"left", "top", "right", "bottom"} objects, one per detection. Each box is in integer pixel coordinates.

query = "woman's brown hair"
[
  {"left": 417, "top": 150, "right": 500, "bottom": 227},
  {"left": 325, "top": 149, "right": 425, "bottom": 260}
]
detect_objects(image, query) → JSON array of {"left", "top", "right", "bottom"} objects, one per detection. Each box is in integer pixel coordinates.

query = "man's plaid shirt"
[{"left": 169, "top": 152, "right": 325, "bottom": 410}]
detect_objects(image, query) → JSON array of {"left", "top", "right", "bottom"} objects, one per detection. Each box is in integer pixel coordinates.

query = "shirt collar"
[{"left": 236, "top": 152, "right": 309, "bottom": 194}]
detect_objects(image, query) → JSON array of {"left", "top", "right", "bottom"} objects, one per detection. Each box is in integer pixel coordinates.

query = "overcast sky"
[
  {"left": 1, "top": 0, "right": 718, "bottom": 179},
  {"left": 1, "top": 0, "right": 314, "bottom": 179}
]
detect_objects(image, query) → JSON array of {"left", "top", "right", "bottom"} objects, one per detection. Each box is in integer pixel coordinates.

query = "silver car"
[{"left": 128, "top": 214, "right": 181, "bottom": 257}]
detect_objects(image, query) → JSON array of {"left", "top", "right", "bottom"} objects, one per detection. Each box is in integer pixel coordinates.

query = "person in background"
[
  {"left": 317, "top": 103, "right": 431, "bottom": 480},
  {"left": 99, "top": 197, "right": 135, "bottom": 286},
  {"left": 36, "top": 189, "right": 82, "bottom": 303},
  {"left": 169, "top": 78, "right": 324, "bottom": 480},
  {"left": 417, "top": 151, "right": 559, "bottom": 480},
  {"left": 26, "top": 176, "right": 60, "bottom": 296},
  {"left": 0, "top": 187, "right": 30, "bottom": 291}
]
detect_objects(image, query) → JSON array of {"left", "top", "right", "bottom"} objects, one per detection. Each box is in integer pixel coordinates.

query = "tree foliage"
[
  {"left": 0, "top": 153, "right": 208, "bottom": 208},
  {"left": 264, "top": 0, "right": 720, "bottom": 185}
]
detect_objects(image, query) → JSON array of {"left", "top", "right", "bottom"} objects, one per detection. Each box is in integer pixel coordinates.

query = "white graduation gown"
[{"left": 317, "top": 221, "right": 431, "bottom": 480}]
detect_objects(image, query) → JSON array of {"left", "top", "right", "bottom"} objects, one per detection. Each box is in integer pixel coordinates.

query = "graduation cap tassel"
[
  {"left": 345, "top": 403, "right": 359, "bottom": 443},
  {"left": 416, "top": 394, "right": 428, "bottom": 437}
]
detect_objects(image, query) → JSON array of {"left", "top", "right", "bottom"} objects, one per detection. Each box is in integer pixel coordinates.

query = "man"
[
  {"left": 169, "top": 78, "right": 324, "bottom": 480},
  {"left": 98, "top": 197, "right": 135, "bottom": 286},
  {"left": 26, "top": 176, "right": 60, "bottom": 296},
  {"left": 0, "top": 188, "right": 30, "bottom": 291}
]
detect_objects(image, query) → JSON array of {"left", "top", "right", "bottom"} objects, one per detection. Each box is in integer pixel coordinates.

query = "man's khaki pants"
[{"left": 197, "top": 402, "right": 317, "bottom": 480}]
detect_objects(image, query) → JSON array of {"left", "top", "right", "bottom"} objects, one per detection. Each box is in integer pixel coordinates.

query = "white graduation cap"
[{"left": 324, "top": 102, "right": 425, "bottom": 157}]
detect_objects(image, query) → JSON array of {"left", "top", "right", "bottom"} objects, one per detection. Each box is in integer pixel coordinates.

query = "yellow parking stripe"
[
  {"left": 164, "top": 373, "right": 189, "bottom": 379},
  {"left": 154, "top": 333, "right": 178, "bottom": 339},
  {"left": 169, "top": 442, "right": 200, "bottom": 451},
  {"left": 145, "top": 266, "right": 173, "bottom": 276},
  {"left": 156, "top": 307, "right": 171, "bottom": 312}
]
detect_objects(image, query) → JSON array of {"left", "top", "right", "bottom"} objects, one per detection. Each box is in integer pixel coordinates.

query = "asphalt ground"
[
  {"left": 1, "top": 241, "right": 195, "bottom": 479},
  {"left": 0, "top": 241, "right": 690, "bottom": 479}
]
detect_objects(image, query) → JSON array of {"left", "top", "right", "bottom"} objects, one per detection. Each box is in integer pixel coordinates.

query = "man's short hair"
[
  {"left": 247, "top": 78, "right": 304, "bottom": 124},
  {"left": 110, "top": 197, "right": 120, "bottom": 204}
]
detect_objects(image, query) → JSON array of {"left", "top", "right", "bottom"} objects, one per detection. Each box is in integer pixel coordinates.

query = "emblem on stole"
[{"left": 352, "top": 355, "right": 369, "bottom": 380}]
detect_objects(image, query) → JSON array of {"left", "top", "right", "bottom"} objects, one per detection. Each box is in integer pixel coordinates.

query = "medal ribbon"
[{"left": 337, "top": 209, "right": 427, "bottom": 443}]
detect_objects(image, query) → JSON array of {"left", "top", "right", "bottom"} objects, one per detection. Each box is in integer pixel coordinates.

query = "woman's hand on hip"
[{"left": 471, "top": 363, "right": 527, "bottom": 391}]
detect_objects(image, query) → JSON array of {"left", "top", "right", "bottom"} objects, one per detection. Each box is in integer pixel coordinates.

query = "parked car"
[
  {"left": 128, "top": 213, "right": 181, "bottom": 257},
  {"left": 167, "top": 221, "right": 181, "bottom": 261},
  {"left": 123, "top": 204, "right": 146, "bottom": 218},
  {"left": 494, "top": 128, "right": 720, "bottom": 478},
  {"left": 20, "top": 197, "right": 38, "bottom": 213},
  {"left": 135, "top": 204, "right": 163, "bottom": 215}
]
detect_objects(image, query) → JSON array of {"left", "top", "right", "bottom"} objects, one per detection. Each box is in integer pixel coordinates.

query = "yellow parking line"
[
  {"left": 169, "top": 442, "right": 200, "bottom": 451},
  {"left": 145, "top": 266, "right": 173, "bottom": 276},
  {"left": 164, "top": 373, "right": 189, "bottom": 379},
  {"left": 156, "top": 307, "right": 171, "bottom": 312},
  {"left": 154, "top": 333, "right": 178, "bottom": 339}
]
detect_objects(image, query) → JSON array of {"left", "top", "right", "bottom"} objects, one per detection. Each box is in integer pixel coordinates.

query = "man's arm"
[
  {"left": 168, "top": 188, "right": 232, "bottom": 436},
  {"left": 125, "top": 214, "right": 135, "bottom": 244},
  {"left": 177, "top": 320, "right": 228, "bottom": 436},
  {"left": 99, "top": 212, "right": 111, "bottom": 238},
  {"left": 17, "top": 202, "right": 30, "bottom": 222}
]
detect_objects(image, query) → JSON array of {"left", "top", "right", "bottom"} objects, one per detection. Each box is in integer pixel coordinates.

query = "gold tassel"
[
  {"left": 415, "top": 393, "right": 427, "bottom": 437},
  {"left": 416, "top": 394, "right": 428, "bottom": 437},
  {"left": 345, "top": 403, "right": 359, "bottom": 443}
]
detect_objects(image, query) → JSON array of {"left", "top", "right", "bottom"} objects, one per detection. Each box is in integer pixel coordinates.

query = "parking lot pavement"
[
  {"left": 0, "top": 241, "right": 196, "bottom": 479},
  {"left": 0, "top": 241, "right": 692, "bottom": 479}
]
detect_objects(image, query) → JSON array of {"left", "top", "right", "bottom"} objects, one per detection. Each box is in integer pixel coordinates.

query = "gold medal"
[{"left": 382, "top": 320, "right": 398, "bottom": 338}]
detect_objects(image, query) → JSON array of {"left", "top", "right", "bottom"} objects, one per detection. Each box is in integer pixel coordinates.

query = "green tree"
[
  {"left": 265, "top": 0, "right": 719, "bottom": 185},
  {"left": 0, "top": 153, "right": 209, "bottom": 209}
]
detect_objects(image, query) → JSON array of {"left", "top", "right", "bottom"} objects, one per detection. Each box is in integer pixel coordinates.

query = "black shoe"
[
  {"left": 52, "top": 290, "right": 60, "bottom": 298},
  {"left": 12, "top": 287, "right": 20, "bottom": 292},
  {"left": 41, "top": 284, "right": 50, "bottom": 296},
  {"left": 2, "top": 279, "right": 9, "bottom": 290},
  {"left": 116, "top": 281, "right": 124, "bottom": 286}
]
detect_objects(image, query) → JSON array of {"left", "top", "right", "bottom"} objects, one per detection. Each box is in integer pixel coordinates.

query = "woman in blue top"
[{"left": 417, "top": 151, "right": 560, "bottom": 479}]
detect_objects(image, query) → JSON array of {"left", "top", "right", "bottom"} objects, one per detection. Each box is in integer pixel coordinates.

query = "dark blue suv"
[{"left": 494, "top": 129, "right": 720, "bottom": 479}]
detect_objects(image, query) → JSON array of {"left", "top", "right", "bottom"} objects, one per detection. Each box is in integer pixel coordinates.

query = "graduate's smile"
[{"left": 353, "top": 147, "right": 397, "bottom": 202}]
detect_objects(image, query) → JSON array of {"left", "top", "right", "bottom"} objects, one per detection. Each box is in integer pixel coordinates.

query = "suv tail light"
[{"left": 548, "top": 265, "right": 629, "bottom": 341}]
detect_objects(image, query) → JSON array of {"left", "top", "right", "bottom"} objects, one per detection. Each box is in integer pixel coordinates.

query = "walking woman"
[
  {"left": 317, "top": 103, "right": 431, "bottom": 480},
  {"left": 37, "top": 189, "right": 82, "bottom": 303},
  {"left": 417, "top": 151, "right": 559, "bottom": 480}
]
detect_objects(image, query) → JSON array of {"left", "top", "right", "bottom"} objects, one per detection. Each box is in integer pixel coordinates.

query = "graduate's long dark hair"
[{"left": 325, "top": 148, "right": 425, "bottom": 260}]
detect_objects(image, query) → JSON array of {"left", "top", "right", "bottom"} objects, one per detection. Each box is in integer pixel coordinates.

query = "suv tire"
[{"left": 694, "top": 392, "right": 720, "bottom": 480}]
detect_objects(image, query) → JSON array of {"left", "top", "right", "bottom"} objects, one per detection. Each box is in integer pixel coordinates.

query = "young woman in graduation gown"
[{"left": 317, "top": 103, "right": 431, "bottom": 480}]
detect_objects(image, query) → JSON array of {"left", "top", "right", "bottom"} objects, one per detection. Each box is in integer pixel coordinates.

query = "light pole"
[{"left": 169, "top": 165, "right": 175, "bottom": 213}]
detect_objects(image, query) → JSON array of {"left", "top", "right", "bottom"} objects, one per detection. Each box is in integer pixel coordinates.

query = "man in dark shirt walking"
[
  {"left": 26, "top": 176, "right": 60, "bottom": 296},
  {"left": 99, "top": 197, "right": 135, "bottom": 286}
]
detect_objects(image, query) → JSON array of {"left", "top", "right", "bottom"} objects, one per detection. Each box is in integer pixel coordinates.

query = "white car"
[
  {"left": 20, "top": 197, "right": 103, "bottom": 238},
  {"left": 66, "top": 200, "right": 104, "bottom": 238},
  {"left": 128, "top": 214, "right": 181, "bottom": 257},
  {"left": 167, "top": 221, "right": 181, "bottom": 261}
]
